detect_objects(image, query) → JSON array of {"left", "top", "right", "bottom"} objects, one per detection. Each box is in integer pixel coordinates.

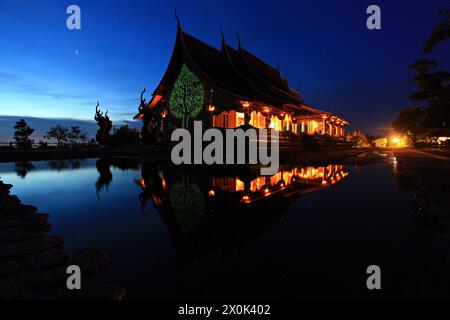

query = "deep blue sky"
[{"left": 1, "top": 0, "right": 449, "bottom": 142}]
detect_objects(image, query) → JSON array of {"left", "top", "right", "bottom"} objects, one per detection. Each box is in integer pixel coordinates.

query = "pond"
[{"left": 0, "top": 156, "right": 448, "bottom": 299}]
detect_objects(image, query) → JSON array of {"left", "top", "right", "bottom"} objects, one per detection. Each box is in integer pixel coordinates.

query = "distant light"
[
  {"left": 241, "top": 195, "right": 251, "bottom": 204},
  {"left": 208, "top": 189, "right": 215, "bottom": 197}
]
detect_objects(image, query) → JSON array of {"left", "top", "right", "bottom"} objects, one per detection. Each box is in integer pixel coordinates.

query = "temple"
[{"left": 136, "top": 19, "right": 349, "bottom": 140}]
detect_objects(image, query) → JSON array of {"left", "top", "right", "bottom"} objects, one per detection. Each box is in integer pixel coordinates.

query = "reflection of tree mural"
[
  {"left": 169, "top": 178, "right": 205, "bottom": 233},
  {"left": 14, "top": 161, "right": 35, "bottom": 178}
]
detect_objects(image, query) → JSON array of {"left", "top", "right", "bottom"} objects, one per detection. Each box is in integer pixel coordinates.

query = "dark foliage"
[
  {"left": 13, "top": 119, "right": 34, "bottom": 149},
  {"left": 109, "top": 124, "right": 141, "bottom": 146}
]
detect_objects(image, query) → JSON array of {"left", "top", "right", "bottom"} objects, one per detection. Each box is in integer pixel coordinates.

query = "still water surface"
[{"left": 0, "top": 157, "right": 448, "bottom": 299}]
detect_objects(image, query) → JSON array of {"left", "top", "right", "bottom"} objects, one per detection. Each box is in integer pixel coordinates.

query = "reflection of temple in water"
[
  {"left": 94, "top": 158, "right": 349, "bottom": 261},
  {"left": 211, "top": 165, "right": 349, "bottom": 204},
  {"left": 133, "top": 161, "right": 350, "bottom": 262}
]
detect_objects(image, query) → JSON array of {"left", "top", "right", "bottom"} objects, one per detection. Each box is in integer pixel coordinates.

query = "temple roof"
[
  {"left": 151, "top": 23, "right": 304, "bottom": 108},
  {"left": 144, "top": 22, "right": 349, "bottom": 124}
]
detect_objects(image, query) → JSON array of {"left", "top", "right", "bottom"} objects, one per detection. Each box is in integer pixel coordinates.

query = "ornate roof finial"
[
  {"left": 220, "top": 25, "right": 225, "bottom": 42},
  {"left": 174, "top": 8, "right": 181, "bottom": 29},
  {"left": 236, "top": 33, "right": 242, "bottom": 50}
]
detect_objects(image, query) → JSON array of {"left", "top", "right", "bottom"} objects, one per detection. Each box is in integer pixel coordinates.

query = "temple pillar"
[
  {"left": 244, "top": 108, "right": 251, "bottom": 126},
  {"left": 265, "top": 114, "right": 271, "bottom": 129}
]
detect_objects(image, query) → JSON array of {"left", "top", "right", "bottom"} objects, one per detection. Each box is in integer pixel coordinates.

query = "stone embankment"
[{"left": 0, "top": 179, "right": 124, "bottom": 300}]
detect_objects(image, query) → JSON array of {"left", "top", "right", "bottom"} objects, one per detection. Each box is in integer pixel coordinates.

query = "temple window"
[
  {"left": 250, "top": 111, "right": 266, "bottom": 128},
  {"left": 236, "top": 112, "right": 245, "bottom": 127},
  {"left": 269, "top": 115, "right": 282, "bottom": 131}
]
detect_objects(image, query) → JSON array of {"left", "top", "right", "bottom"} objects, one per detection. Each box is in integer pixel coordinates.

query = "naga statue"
[
  {"left": 138, "top": 88, "right": 163, "bottom": 145},
  {"left": 94, "top": 102, "right": 112, "bottom": 146}
]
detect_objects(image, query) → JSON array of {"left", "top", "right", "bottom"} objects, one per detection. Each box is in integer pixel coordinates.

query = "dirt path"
[{"left": 402, "top": 148, "right": 450, "bottom": 161}]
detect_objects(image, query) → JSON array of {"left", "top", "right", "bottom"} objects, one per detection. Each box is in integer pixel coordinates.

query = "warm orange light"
[
  {"left": 208, "top": 189, "right": 215, "bottom": 197},
  {"left": 392, "top": 137, "right": 400, "bottom": 144},
  {"left": 241, "top": 195, "right": 251, "bottom": 204},
  {"left": 138, "top": 178, "right": 146, "bottom": 188},
  {"left": 263, "top": 188, "right": 271, "bottom": 196},
  {"left": 161, "top": 109, "right": 168, "bottom": 118},
  {"left": 208, "top": 104, "right": 216, "bottom": 112},
  {"left": 241, "top": 101, "right": 251, "bottom": 108}
]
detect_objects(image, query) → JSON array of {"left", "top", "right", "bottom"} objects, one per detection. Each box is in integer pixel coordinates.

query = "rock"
[
  {"left": 71, "top": 247, "right": 110, "bottom": 276},
  {"left": 0, "top": 196, "right": 20, "bottom": 210},
  {"left": 0, "top": 213, "right": 48, "bottom": 222},
  {"left": 0, "top": 219, "right": 33, "bottom": 230},
  {"left": 64, "top": 282, "right": 125, "bottom": 300},
  {"left": 1, "top": 205, "right": 38, "bottom": 216},
  {"left": 27, "top": 266, "right": 67, "bottom": 289},
  {"left": 0, "top": 229, "right": 47, "bottom": 244},
  {"left": 22, "top": 250, "right": 69, "bottom": 272},
  {"left": 0, "top": 260, "right": 19, "bottom": 276},
  {"left": 0, "top": 235, "right": 64, "bottom": 259},
  {"left": 0, "top": 218, "right": 51, "bottom": 231},
  {"left": 0, "top": 276, "right": 23, "bottom": 299},
  {"left": 0, "top": 183, "right": 13, "bottom": 191}
]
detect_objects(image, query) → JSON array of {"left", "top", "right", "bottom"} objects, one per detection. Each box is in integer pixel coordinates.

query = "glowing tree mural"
[{"left": 169, "top": 64, "right": 205, "bottom": 128}]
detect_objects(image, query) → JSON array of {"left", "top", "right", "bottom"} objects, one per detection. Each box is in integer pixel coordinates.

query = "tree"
[
  {"left": 45, "top": 125, "right": 69, "bottom": 147},
  {"left": 169, "top": 64, "right": 205, "bottom": 128},
  {"left": 407, "top": 10, "right": 450, "bottom": 134},
  {"left": 109, "top": 124, "right": 140, "bottom": 146},
  {"left": 68, "top": 125, "right": 81, "bottom": 145},
  {"left": 424, "top": 9, "right": 450, "bottom": 54},
  {"left": 13, "top": 119, "right": 34, "bottom": 149},
  {"left": 392, "top": 107, "right": 426, "bottom": 145},
  {"left": 68, "top": 125, "right": 88, "bottom": 146}
]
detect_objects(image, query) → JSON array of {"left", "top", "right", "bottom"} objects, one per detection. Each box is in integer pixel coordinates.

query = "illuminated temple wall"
[{"left": 212, "top": 110, "right": 344, "bottom": 137}]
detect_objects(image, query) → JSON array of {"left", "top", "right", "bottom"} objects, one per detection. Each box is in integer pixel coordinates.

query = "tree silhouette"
[
  {"left": 424, "top": 9, "right": 450, "bottom": 54},
  {"left": 409, "top": 10, "right": 450, "bottom": 134},
  {"left": 169, "top": 64, "right": 205, "bottom": 128},
  {"left": 392, "top": 107, "right": 426, "bottom": 145},
  {"left": 45, "top": 125, "right": 69, "bottom": 148},
  {"left": 401, "top": 10, "right": 450, "bottom": 135},
  {"left": 13, "top": 119, "right": 34, "bottom": 149},
  {"left": 14, "top": 161, "right": 35, "bottom": 178},
  {"left": 68, "top": 125, "right": 88, "bottom": 146}
]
